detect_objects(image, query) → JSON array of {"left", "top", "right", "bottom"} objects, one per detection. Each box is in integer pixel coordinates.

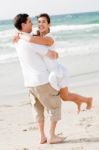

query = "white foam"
[
  {"left": 51, "top": 24, "right": 99, "bottom": 32},
  {"left": 55, "top": 41, "right": 99, "bottom": 57},
  {"left": 0, "top": 53, "right": 18, "bottom": 64},
  {"left": 0, "top": 29, "right": 15, "bottom": 38}
]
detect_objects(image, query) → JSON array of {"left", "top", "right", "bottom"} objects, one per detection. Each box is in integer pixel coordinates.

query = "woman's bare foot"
[
  {"left": 40, "top": 136, "right": 47, "bottom": 144},
  {"left": 76, "top": 97, "right": 93, "bottom": 113},
  {"left": 77, "top": 102, "right": 81, "bottom": 113},
  {"left": 86, "top": 97, "right": 93, "bottom": 110}
]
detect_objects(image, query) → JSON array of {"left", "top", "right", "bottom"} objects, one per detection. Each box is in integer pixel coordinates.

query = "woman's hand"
[{"left": 46, "top": 50, "right": 59, "bottom": 59}]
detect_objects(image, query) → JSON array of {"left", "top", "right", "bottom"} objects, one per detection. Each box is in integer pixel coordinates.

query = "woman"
[{"left": 19, "top": 13, "right": 93, "bottom": 113}]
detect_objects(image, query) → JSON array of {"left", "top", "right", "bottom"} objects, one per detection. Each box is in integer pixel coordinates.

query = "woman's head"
[{"left": 37, "top": 13, "right": 51, "bottom": 35}]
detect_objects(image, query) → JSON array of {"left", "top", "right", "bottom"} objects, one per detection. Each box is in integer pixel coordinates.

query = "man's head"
[
  {"left": 37, "top": 13, "right": 51, "bottom": 35},
  {"left": 14, "top": 13, "right": 32, "bottom": 33}
]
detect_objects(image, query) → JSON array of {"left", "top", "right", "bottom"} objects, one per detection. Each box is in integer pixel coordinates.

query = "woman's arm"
[
  {"left": 29, "top": 35, "right": 54, "bottom": 46},
  {"left": 20, "top": 33, "right": 58, "bottom": 59},
  {"left": 19, "top": 33, "right": 54, "bottom": 46}
]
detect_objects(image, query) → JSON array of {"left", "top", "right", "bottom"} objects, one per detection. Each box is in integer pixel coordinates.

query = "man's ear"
[
  {"left": 49, "top": 23, "right": 51, "bottom": 28},
  {"left": 21, "top": 23, "right": 25, "bottom": 29}
]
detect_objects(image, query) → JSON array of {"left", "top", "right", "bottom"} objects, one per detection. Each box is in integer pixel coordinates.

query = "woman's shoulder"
[{"left": 45, "top": 32, "right": 53, "bottom": 38}]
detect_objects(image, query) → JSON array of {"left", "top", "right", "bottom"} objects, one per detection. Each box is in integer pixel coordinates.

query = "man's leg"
[
  {"left": 29, "top": 89, "right": 47, "bottom": 144},
  {"left": 47, "top": 120, "right": 65, "bottom": 144},
  {"left": 37, "top": 120, "right": 47, "bottom": 144},
  {"left": 34, "top": 99, "right": 47, "bottom": 144},
  {"left": 33, "top": 83, "right": 65, "bottom": 144},
  {"left": 49, "top": 121, "right": 57, "bottom": 137}
]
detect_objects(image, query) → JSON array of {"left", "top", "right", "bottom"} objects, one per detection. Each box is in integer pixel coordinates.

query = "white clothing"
[
  {"left": 43, "top": 33, "right": 69, "bottom": 91},
  {"left": 15, "top": 39, "right": 49, "bottom": 87}
]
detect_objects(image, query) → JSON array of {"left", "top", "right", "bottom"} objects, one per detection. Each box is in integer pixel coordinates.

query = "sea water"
[
  {"left": 0, "top": 11, "right": 99, "bottom": 98},
  {"left": 0, "top": 11, "right": 99, "bottom": 67},
  {"left": 0, "top": 12, "right": 99, "bottom": 79}
]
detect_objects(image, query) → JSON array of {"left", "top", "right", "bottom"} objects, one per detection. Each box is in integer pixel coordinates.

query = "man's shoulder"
[
  {"left": 16, "top": 38, "right": 46, "bottom": 50},
  {"left": 15, "top": 39, "right": 31, "bottom": 49},
  {"left": 16, "top": 39, "right": 32, "bottom": 46}
]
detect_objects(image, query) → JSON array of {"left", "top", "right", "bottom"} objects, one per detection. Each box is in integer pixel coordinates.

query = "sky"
[{"left": 0, "top": 0, "right": 99, "bottom": 20}]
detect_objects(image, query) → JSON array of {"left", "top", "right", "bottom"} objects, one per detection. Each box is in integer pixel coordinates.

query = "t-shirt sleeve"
[{"left": 29, "top": 42, "right": 48, "bottom": 56}]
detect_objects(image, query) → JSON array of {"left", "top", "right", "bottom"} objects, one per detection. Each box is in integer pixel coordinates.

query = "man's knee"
[{"left": 49, "top": 107, "right": 61, "bottom": 122}]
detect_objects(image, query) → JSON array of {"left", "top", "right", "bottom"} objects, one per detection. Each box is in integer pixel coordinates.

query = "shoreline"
[
  {"left": 0, "top": 78, "right": 99, "bottom": 150},
  {"left": 0, "top": 54, "right": 99, "bottom": 149}
]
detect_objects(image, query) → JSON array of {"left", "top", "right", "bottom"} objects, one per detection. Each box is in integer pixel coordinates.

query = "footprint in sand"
[
  {"left": 22, "top": 126, "right": 38, "bottom": 132},
  {"left": 16, "top": 148, "right": 29, "bottom": 150}
]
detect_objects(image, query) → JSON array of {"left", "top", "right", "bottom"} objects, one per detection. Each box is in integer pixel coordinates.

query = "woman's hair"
[
  {"left": 37, "top": 13, "right": 51, "bottom": 33},
  {"left": 37, "top": 13, "right": 51, "bottom": 24},
  {"left": 14, "top": 13, "right": 29, "bottom": 30}
]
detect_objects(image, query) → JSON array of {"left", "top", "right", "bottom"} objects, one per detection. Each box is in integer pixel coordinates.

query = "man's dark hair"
[
  {"left": 37, "top": 13, "right": 51, "bottom": 24},
  {"left": 14, "top": 13, "right": 29, "bottom": 30}
]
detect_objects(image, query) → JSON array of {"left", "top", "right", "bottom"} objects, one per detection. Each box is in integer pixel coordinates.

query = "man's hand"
[
  {"left": 12, "top": 33, "right": 20, "bottom": 43},
  {"left": 46, "top": 50, "right": 59, "bottom": 59}
]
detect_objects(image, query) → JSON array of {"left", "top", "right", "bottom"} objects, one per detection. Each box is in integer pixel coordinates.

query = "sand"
[{"left": 0, "top": 58, "right": 99, "bottom": 150}]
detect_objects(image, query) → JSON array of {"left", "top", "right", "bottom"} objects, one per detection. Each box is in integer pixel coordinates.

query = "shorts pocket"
[{"left": 29, "top": 90, "right": 36, "bottom": 105}]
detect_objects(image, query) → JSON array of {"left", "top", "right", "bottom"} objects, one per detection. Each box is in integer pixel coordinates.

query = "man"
[{"left": 13, "top": 13, "right": 65, "bottom": 144}]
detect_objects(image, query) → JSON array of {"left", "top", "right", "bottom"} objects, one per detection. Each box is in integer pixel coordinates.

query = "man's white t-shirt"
[{"left": 15, "top": 39, "right": 49, "bottom": 87}]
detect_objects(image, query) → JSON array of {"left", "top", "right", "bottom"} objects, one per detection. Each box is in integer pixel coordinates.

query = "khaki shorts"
[{"left": 29, "top": 83, "right": 61, "bottom": 122}]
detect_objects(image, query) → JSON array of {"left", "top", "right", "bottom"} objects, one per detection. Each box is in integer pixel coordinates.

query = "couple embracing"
[{"left": 13, "top": 13, "right": 92, "bottom": 144}]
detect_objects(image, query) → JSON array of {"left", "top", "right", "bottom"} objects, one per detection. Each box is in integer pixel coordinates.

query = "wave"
[
  {"left": 51, "top": 24, "right": 99, "bottom": 32},
  {"left": 53, "top": 41, "right": 99, "bottom": 56},
  {"left": 0, "top": 53, "right": 18, "bottom": 64},
  {"left": 1, "top": 23, "right": 99, "bottom": 39},
  {"left": 87, "top": 18, "right": 99, "bottom": 24},
  {"left": 0, "top": 21, "right": 99, "bottom": 64},
  {"left": 0, "top": 29, "right": 15, "bottom": 37},
  {"left": 1, "top": 40, "right": 99, "bottom": 64}
]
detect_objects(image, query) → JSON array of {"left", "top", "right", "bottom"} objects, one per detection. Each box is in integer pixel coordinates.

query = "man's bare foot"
[
  {"left": 47, "top": 135, "right": 66, "bottom": 144},
  {"left": 86, "top": 97, "right": 93, "bottom": 110},
  {"left": 40, "top": 136, "right": 47, "bottom": 144}
]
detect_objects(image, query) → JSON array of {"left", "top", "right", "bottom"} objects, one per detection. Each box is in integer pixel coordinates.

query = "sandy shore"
[
  {"left": 0, "top": 55, "right": 99, "bottom": 150},
  {"left": 0, "top": 72, "right": 99, "bottom": 150}
]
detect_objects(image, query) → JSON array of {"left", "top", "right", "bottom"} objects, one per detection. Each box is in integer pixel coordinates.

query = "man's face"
[
  {"left": 37, "top": 17, "right": 50, "bottom": 34},
  {"left": 22, "top": 17, "right": 33, "bottom": 33}
]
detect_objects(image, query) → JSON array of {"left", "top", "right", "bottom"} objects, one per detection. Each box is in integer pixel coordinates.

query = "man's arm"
[
  {"left": 12, "top": 33, "right": 58, "bottom": 58},
  {"left": 12, "top": 33, "right": 20, "bottom": 43}
]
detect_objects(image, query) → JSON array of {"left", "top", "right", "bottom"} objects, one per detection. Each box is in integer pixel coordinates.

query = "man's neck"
[{"left": 21, "top": 29, "right": 31, "bottom": 34}]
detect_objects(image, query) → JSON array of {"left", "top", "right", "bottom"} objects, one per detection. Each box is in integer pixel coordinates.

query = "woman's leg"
[{"left": 60, "top": 87, "right": 92, "bottom": 113}]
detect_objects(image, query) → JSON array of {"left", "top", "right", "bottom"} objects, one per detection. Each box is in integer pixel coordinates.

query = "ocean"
[
  {"left": 0, "top": 11, "right": 99, "bottom": 99},
  {"left": 0, "top": 11, "right": 99, "bottom": 64}
]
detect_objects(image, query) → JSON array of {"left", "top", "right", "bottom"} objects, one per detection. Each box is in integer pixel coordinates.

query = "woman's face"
[{"left": 37, "top": 17, "right": 50, "bottom": 35}]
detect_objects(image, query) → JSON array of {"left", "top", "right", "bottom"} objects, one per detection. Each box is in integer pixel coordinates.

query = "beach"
[
  {"left": 0, "top": 12, "right": 99, "bottom": 150},
  {"left": 0, "top": 54, "right": 99, "bottom": 150}
]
